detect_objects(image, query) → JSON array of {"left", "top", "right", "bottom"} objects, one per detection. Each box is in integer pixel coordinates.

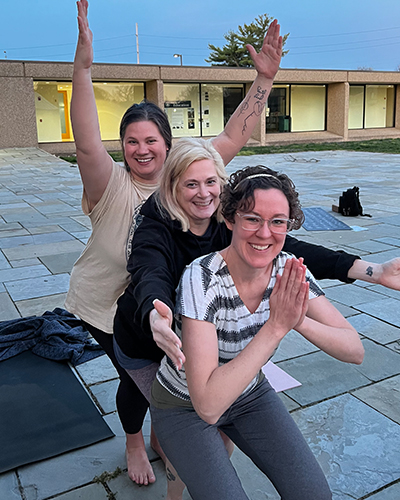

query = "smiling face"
[
  {"left": 225, "top": 188, "right": 289, "bottom": 272},
  {"left": 175, "top": 159, "right": 221, "bottom": 235},
  {"left": 122, "top": 120, "right": 168, "bottom": 184}
]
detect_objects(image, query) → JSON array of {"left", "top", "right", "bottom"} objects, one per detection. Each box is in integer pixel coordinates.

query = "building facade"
[{"left": 1, "top": 59, "right": 399, "bottom": 154}]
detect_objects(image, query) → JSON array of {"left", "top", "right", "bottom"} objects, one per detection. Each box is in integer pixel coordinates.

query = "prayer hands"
[{"left": 268, "top": 258, "right": 309, "bottom": 337}]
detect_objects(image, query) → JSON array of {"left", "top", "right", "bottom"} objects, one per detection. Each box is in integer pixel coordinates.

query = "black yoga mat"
[{"left": 0, "top": 351, "right": 114, "bottom": 473}]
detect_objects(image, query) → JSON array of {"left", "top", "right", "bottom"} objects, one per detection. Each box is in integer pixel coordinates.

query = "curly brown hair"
[{"left": 220, "top": 165, "right": 304, "bottom": 230}]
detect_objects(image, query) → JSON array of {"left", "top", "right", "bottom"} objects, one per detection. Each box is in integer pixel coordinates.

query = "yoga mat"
[
  {"left": 0, "top": 351, "right": 114, "bottom": 473},
  {"left": 302, "top": 207, "right": 352, "bottom": 231},
  {"left": 262, "top": 361, "right": 302, "bottom": 392}
]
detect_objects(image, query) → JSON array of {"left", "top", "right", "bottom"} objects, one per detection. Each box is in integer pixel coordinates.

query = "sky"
[{"left": 2, "top": 0, "right": 400, "bottom": 71}]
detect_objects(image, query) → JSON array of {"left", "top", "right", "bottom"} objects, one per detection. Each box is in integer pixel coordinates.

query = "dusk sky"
[{"left": 2, "top": 0, "right": 400, "bottom": 71}]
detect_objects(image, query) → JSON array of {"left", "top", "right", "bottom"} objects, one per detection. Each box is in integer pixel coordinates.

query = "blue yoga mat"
[{"left": 302, "top": 207, "right": 352, "bottom": 231}]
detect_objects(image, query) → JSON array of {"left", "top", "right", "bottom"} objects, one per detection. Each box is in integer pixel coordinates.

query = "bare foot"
[
  {"left": 126, "top": 431, "right": 156, "bottom": 486},
  {"left": 150, "top": 424, "right": 167, "bottom": 463}
]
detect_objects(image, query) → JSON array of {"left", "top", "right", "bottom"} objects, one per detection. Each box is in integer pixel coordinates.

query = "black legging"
[{"left": 83, "top": 322, "right": 149, "bottom": 435}]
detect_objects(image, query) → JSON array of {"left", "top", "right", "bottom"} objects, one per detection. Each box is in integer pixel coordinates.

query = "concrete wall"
[
  {"left": 1, "top": 60, "right": 400, "bottom": 152},
  {"left": 0, "top": 62, "right": 38, "bottom": 148},
  {"left": 327, "top": 82, "right": 349, "bottom": 140}
]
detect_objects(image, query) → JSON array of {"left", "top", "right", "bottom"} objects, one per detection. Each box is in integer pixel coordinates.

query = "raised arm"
[
  {"left": 212, "top": 20, "right": 282, "bottom": 165},
  {"left": 71, "top": 0, "right": 112, "bottom": 209}
]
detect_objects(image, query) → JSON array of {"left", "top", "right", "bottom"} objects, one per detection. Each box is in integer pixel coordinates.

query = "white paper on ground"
[{"left": 262, "top": 361, "right": 302, "bottom": 393}]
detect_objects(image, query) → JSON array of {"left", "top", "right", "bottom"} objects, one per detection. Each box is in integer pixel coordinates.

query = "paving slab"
[
  {"left": 2, "top": 239, "right": 84, "bottom": 261},
  {"left": 39, "top": 251, "right": 81, "bottom": 274},
  {"left": 10, "top": 258, "right": 42, "bottom": 268},
  {"left": 353, "top": 375, "right": 400, "bottom": 425},
  {"left": 344, "top": 239, "right": 396, "bottom": 254},
  {"left": 277, "top": 392, "right": 301, "bottom": 412},
  {"left": 0, "top": 264, "right": 50, "bottom": 283},
  {"left": 0, "top": 250, "right": 11, "bottom": 270},
  {"left": 356, "top": 298, "right": 400, "bottom": 328},
  {"left": 75, "top": 354, "right": 119, "bottom": 385},
  {"left": 387, "top": 340, "right": 400, "bottom": 354},
  {"left": 324, "top": 284, "right": 388, "bottom": 307},
  {"left": 0, "top": 471, "right": 22, "bottom": 499},
  {"left": 271, "top": 329, "right": 319, "bottom": 363},
  {"left": 4, "top": 273, "right": 70, "bottom": 301},
  {"left": 354, "top": 339, "right": 400, "bottom": 381},
  {"left": 17, "top": 413, "right": 126, "bottom": 500},
  {"left": 0, "top": 292, "right": 21, "bottom": 320},
  {"left": 277, "top": 351, "right": 370, "bottom": 406},
  {"left": 15, "top": 293, "right": 67, "bottom": 318},
  {"left": 349, "top": 313, "right": 400, "bottom": 344},
  {"left": 376, "top": 237, "right": 400, "bottom": 247},
  {"left": 366, "top": 482, "right": 400, "bottom": 500},
  {"left": 90, "top": 379, "right": 119, "bottom": 414},
  {"left": 292, "top": 394, "right": 400, "bottom": 500},
  {"left": 51, "top": 482, "right": 109, "bottom": 500}
]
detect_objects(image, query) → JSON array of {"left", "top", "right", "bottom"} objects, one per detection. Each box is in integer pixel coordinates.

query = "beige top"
[{"left": 65, "top": 160, "right": 157, "bottom": 333}]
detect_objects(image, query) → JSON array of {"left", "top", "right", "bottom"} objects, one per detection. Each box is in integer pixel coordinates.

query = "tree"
[{"left": 206, "top": 14, "right": 289, "bottom": 67}]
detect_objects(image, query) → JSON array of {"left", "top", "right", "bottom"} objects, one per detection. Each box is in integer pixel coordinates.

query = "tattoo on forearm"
[
  {"left": 366, "top": 266, "right": 373, "bottom": 277},
  {"left": 166, "top": 467, "right": 176, "bottom": 482},
  {"left": 239, "top": 86, "right": 268, "bottom": 135}
]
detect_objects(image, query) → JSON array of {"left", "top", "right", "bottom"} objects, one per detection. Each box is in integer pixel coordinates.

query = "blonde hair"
[{"left": 158, "top": 138, "right": 227, "bottom": 232}]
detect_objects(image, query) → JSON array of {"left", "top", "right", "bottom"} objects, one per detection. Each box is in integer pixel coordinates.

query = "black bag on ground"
[{"left": 338, "top": 186, "right": 370, "bottom": 217}]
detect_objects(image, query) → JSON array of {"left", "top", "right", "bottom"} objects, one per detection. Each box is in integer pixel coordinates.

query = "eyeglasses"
[{"left": 236, "top": 213, "right": 294, "bottom": 234}]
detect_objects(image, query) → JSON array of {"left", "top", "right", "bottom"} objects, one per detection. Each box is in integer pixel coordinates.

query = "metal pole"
[{"left": 136, "top": 23, "right": 140, "bottom": 64}]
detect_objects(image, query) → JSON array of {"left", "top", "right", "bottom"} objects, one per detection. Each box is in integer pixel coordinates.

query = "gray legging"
[{"left": 150, "top": 379, "right": 332, "bottom": 500}]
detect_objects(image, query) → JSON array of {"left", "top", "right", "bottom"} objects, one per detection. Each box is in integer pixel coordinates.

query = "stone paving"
[{"left": 0, "top": 147, "right": 400, "bottom": 499}]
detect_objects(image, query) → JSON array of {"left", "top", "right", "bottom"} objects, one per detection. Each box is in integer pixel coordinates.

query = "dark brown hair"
[{"left": 220, "top": 165, "right": 304, "bottom": 230}]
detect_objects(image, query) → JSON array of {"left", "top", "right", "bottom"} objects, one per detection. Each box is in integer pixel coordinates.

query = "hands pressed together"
[{"left": 268, "top": 258, "right": 309, "bottom": 339}]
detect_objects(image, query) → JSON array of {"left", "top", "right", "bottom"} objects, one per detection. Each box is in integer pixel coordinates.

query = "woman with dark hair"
[
  {"left": 149, "top": 165, "right": 364, "bottom": 499},
  {"left": 64, "top": 0, "right": 284, "bottom": 487}
]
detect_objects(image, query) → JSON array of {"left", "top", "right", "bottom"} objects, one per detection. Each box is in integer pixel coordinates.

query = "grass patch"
[
  {"left": 59, "top": 152, "right": 123, "bottom": 164},
  {"left": 59, "top": 138, "right": 400, "bottom": 164},
  {"left": 237, "top": 138, "right": 400, "bottom": 156}
]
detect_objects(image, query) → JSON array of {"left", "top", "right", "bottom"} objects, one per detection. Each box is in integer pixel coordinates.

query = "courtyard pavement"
[{"left": 0, "top": 147, "right": 400, "bottom": 500}]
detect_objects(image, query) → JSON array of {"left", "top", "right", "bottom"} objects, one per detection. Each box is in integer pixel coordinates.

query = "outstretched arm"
[
  {"left": 212, "top": 20, "right": 282, "bottom": 165},
  {"left": 150, "top": 299, "right": 186, "bottom": 368},
  {"left": 347, "top": 257, "right": 400, "bottom": 290},
  {"left": 71, "top": 0, "right": 112, "bottom": 210}
]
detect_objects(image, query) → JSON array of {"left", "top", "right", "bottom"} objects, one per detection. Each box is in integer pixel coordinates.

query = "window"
[
  {"left": 349, "top": 84, "right": 395, "bottom": 129},
  {"left": 34, "top": 81, "right": 144, "bottom": 143},
  {"left": 164, "top": 83, "right": 244, "bottom": 138}
]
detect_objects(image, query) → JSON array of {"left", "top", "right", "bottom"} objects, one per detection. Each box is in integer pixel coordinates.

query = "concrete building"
[{"left": 1, "top": 59, "right": 399, "bottom": 154}]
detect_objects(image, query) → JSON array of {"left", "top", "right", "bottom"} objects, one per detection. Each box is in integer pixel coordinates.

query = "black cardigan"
[{"left": 113, "top": 194, "right": 359, "bottom": 362}]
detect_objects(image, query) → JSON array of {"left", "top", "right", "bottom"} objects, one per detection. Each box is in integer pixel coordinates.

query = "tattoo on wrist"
[
  {"left": 366, "top": 266, "right": 373, "bottom": 277},
  {"left": 166, "top": 467, "right": 176, "bottom": 482}
]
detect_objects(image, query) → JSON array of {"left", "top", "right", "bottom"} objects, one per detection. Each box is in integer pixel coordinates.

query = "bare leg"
[
  {"left": 220, "top": 430, "right": 235, "bottom": 457},
  {"left": 126, "top": 431, "right": 156, "bottom": 485},
  {"left": 165, "top": 459, "right": 186, "bottom": 500},
  {"left": 151, "top": 424, "right": 167, "bottom": 463}
]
